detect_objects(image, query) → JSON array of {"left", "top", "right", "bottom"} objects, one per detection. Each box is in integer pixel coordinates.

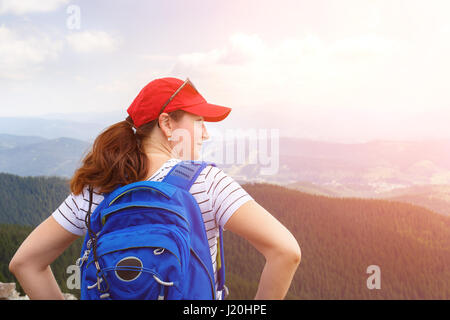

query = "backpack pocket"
[{"left": 82, "top": 225, "right": 187, "bottom": 300}]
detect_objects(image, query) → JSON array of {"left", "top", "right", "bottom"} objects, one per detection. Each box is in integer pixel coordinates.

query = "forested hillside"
[
  {"left": 1, "top": 174, "right": 449, "bottom": 299},
  {"left": 0, "top": 223, "right": 83, "bottom": 296},
  {"left": 225, "top": 183, "right": 450, "bottom": 299},
  {"left": 0, "top": 173, "right": 70, "bottom": 226}
]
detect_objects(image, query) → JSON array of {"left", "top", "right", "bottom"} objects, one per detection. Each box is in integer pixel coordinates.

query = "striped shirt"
[{"left": 52, "top": 158, "right": 253, "bottom": 297}]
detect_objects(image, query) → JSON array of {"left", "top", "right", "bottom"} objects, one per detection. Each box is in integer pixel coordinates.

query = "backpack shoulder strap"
[
  {"left": 162, "top": 160, "right": 216, "bottom": 191},
  {"left": 163, "top": 160, "right": 228, "bottom": 299}
]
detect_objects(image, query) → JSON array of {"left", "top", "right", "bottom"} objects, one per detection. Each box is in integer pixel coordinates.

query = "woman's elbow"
[
  {"left": 288, "top": 241, "right": 301, "bottom": 267},
  {"left": 269, "top": 239, "right": 301, "bottom": 267},
  {"left": 9, "top": 255, "right": 23, "bottom": 275},
  {"left": 280, "top": 232, "right": 301, "bottom": 267},
  {"left": 9, "top": 252, "right": 34, "bottom": 275}
]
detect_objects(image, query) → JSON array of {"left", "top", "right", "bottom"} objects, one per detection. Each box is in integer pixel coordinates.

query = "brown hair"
[{"left": 70, "top": 110, "right": 185, "bottom": 195}]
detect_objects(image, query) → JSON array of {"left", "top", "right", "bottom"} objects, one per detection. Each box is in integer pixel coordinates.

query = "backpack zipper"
[
  {"left": 109, "top": 186, "right": 170, "bottom": 206},
  {"left": 101, "top": 205, "right": 190, "bottom": 231},
  {"left": 190, "top": 249, "right": 216, "bottom": 300},
  {"left": 85, "top": 245, "right": 181, "bottom": 269}
]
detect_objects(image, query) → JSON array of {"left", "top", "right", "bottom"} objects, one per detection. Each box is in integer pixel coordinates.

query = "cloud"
[
  {"left": 0, "top": 26, "right": 121, "bottom": 79},
  {"left": 171, "top": 32, "right": 400, "bottom": 109},
  {"left": 95, "top": 80, "right": 131, "bottom": 93},
  {"left": 174, "top": 33, "right": 267, "bottom": 71},
  {"left": 218, "top": 33, "right": 267, "bottom": 65},
  {"left": 175, "top": 32, "right": 397, "bottom": 70},
  {"left": 0, "top": 25, "right": 63, "bottom": 79},
  {"left": 66, "top": 31, "right": 120, "bottom": 53},
  {"left": 168, "top": 32, "right": 448, "bottom": 141},
  {"left": 330, "top": 33, "right": 398, "bottom": 60},
  {"left": 0, "top": 0, "right": 69, "bottom": 15}
]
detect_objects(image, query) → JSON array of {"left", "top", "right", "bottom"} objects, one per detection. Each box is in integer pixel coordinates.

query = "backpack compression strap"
[{"left": 162, "top": 160, "right": 214, "bottom": 190}]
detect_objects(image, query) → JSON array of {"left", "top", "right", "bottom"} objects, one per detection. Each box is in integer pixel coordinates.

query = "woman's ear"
[{"left": 158, "top": 113, "right": 172, "bottom": 138}]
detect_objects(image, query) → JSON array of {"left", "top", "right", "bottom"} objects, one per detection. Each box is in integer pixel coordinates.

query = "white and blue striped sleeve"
[
  {"left": 204, "top": 166, "right": 253, "bottom": 228},
  {"left": 51, "top": 190, "right": 88, "bottom": 236}
]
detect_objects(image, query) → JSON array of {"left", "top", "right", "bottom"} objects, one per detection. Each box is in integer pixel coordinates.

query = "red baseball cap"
[{"left": 127, "top": 77, "right": 231, "bottom": 128}]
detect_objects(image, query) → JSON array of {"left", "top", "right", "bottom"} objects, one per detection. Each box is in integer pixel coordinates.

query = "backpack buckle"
[
  {"left": 221, "top": 285, "right": 229, "bottom": 300},
  {"left": 76, "top": 249, "right": 90, "bottom": 267},
  {"left": 95, "top": 269, "right": 110, "bottom": 293}
]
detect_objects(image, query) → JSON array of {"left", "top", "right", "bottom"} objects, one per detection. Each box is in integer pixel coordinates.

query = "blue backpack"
[{"left": 76, "top": 160, "right": 228, "bottom": 300}]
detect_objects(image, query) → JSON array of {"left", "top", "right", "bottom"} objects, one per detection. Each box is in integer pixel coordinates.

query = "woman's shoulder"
[
  {"left": 200, "top": 164, "right": 224, "bottom": 182},
  {"left": 195, "top": 163, "right": 253, "bottom": 227},
  {"left": 197, "top": 164, "right": 245, "bottom": 196}
]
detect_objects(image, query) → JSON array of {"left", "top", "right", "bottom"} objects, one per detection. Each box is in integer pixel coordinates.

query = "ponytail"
[{"left": 70, "top": 116, "right": 157, "bottom": 195}]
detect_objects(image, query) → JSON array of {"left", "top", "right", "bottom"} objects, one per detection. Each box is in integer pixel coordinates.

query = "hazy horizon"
[{"left": 1, "top": 110, "right": 450, "bottom": 145}]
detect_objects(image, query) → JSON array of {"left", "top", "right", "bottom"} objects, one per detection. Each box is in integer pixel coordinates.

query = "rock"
[
  {"left": 6, "top": 289, "right": 21, "bottom": 300},
  {"left": 63, "top": 293, "right": 77, "bottom": 300},
  {"left": 8, "top": 291, "right": 29, "bottom": 300},
  {"left": 0, "top": 282, "right": 16, "bottom": 299},
  {"left": 0, "top": 282, "right": 76, "bottom": 300}
]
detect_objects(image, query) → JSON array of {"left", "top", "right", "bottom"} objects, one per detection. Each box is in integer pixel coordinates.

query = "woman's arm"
[
  {"left": 224, "top": 200, "right": 301, "bottom": 300},
  {"left": 9, "top": 216, "right": 80, "bottom": 300}
]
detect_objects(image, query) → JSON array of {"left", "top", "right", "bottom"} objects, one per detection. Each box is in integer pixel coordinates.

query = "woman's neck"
[
  {"left": 144, "top": 153, "right": 175, "bottom": 180},
  {"left": 142, "top": 134, "right": 178, "bottom": 179}
]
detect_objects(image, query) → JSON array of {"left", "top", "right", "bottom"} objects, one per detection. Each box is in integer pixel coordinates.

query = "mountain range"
[
  {"left": 1, "top": 121, "right": 450, "bottom": 217},
  {"left": 0, "top": 134, "right": 90, "bottom": 177}
]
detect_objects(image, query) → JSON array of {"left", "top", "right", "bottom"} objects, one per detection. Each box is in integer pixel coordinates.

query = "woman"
[{"left": 9, "top": 77, "right": 301, "bottom": 300}]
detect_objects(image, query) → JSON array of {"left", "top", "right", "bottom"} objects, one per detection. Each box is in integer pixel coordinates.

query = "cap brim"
[{"left": 181, "top": 102, "right": 231, "bottom": 122}]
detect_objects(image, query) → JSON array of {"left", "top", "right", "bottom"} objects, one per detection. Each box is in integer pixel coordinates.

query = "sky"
[{"left": 0, "top": 0, "right": 449, "bottom": 143}]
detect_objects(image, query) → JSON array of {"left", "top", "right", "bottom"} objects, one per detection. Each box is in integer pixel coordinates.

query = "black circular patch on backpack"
[{"left": 115, "top": 256, "right": 143, "bottom": 282}]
